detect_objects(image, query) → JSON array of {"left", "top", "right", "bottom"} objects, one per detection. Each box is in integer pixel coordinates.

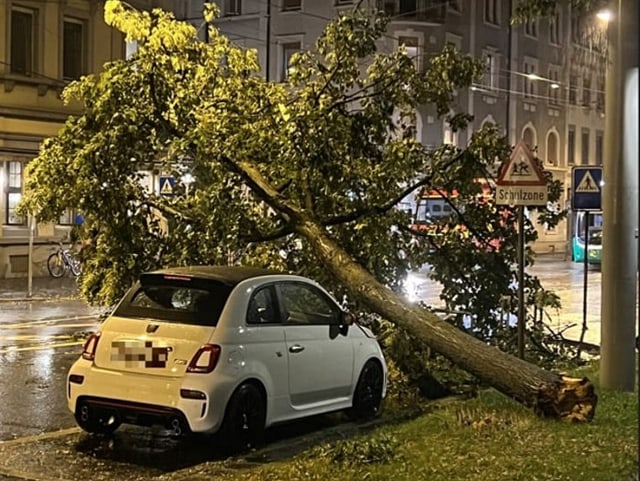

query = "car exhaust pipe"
[
  {"left": 169, "top": 417, "right": 183, "bottom": 437},
  {"left": 80, "top": 404, "right": 91, "bottom": 423}
]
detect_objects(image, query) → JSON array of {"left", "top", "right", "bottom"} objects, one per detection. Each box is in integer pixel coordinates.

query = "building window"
[
  {"left": 443, "top": 123, "right": 458, "bottom": 146},
  {"left": 595, "top": 131, "right": 603, "bottom": 165},
  {"left": 596, "top": 75, "right": 605, "bottom": 112},
  {"left": 581, "top": 128, "right": 590, "bottom": 165},
  {"left": 522, "top": 127, "right": 536, "bottom": 151},
  {"left": 482, "top": 51, "right": 499, "bottom": 90},
  {"left": 524, "top": 19, "right": 538, "bottom": 38},
  {"left": 484, "top": 0, "right": 499, "bottom": 25},
  {"left": 399, "top": 36, "right": 420, "bottom": 71},
  {"left": 5, "top": 162, "right": 24, "bottom": 225},
  {"left": 568, "top": 72, "right": 577, "bottom": 105},
  {"left": 549, "top": 11, "right": 561, "bottom": 45},
  {"left": 571, "top": 14, "right": 582, "bottom": 44},
  {"left": 225, "top": 0, "right": 241, "bottom": 16},
  {"left": 523, "top": 59, "right": 537, "bottom": 98},
  {"left": 281, "top": 41, "right": 301, "bottom": 81},
  {"left": 11, "top": 8, "right": 35, "bottom": 75},
  {"left": 582, "top": 74, "right": 591, "bottom": 107},
  {"left": 282, "top": 0, "right": 301, "bottom": 10},
  {"left": 547, "top": 131, "right": 559, "bottom": 166},
  {"left": 63, "top": 18, "right": 85, "bottom": 80},
  {"left": 567, "top": 126, "right": 575, "bottom": 165},
  {"left": 548, "top": 68, "right": 560, "bottom": 105}
]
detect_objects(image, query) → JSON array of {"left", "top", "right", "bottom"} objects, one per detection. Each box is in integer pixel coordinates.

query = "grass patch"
[{"left": 212, "top": 361, "right": 638, "bottom": 481}]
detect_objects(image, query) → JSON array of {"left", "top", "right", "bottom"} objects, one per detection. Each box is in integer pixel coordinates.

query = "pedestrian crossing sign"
[
  {"left": 571, "top": 167, "right": 602, "bottom": 211},
  {"left": 159, "top": 176, "right": 175, "bottom": 196}
]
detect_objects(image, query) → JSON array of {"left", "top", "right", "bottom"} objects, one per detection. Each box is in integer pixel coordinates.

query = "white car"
[{"left": 67, "top": 266, "right": 387, "bottom": 452}]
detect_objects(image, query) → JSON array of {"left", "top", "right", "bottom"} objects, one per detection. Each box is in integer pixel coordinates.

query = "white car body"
[{"left": 67, "top": 266, "right": 387, "bottom": 444}]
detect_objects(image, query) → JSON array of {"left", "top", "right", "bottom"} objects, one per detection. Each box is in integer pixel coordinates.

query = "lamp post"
[{"left": 600, "top": 0, "right": 639, "bottom": 391}]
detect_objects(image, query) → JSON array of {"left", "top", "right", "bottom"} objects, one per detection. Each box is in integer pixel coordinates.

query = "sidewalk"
[{"left": 0, "top": 276, "right": 80, "bottom": 302}]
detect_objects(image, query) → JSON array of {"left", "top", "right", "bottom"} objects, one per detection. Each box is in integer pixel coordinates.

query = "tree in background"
[{"left": 20, "top": 1, "right": 595, "bottom": 419}]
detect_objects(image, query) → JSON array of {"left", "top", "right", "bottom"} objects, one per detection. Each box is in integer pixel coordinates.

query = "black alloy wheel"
[
  {"left": 219, "top": 383, "right": 266, "bottom": 454},
  {"left": 348, "top": 359, "right": 384, "bottom": 421}
]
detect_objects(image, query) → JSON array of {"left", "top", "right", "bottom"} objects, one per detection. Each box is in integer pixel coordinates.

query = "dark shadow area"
[{"left": 71, "top": 407, "right": 430, "bottom": 474}]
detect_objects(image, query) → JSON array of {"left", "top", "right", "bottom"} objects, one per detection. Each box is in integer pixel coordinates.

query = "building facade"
[
  {"left": 0, "top": 0, "right": 184, "bottom": 278},
  {"left": 201, "top": 0, "right": 607, "bottom": 254}
]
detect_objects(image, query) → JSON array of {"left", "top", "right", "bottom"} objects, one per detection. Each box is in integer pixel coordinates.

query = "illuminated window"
[{"left": 5, "top": 162, "right": 24, "bottom": 225}]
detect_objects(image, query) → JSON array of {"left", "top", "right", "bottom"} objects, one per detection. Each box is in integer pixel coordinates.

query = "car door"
[{"left": 277, "top": 281, "right": 354, "bottom": 408}]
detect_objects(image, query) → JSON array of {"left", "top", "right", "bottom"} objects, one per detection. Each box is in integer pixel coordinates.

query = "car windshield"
[{"left": 113, "top": 275, "right": 233, "bottom": 326}]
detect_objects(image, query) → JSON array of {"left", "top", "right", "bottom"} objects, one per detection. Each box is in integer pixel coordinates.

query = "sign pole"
[
  {"left": 577, "top": 211, "right": 590, "bottom": 358},
  {"left": 517, "top": 206, "right": 525, "bottom": 359},
  {"left": 495, "top": 141, "right": 548, "bottom": 361}
]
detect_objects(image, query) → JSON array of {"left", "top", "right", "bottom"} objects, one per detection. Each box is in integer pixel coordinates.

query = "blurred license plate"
[{"left": 110, "top": 340, "right": 172, "bottom": 368}]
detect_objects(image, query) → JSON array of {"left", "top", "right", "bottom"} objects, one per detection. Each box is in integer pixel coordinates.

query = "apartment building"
[
  {"left": 198, "top": 0, "right": 607, "bottom": 254},
  {"left": 0, "top": 0, "right": 185, "bottom": 278}
]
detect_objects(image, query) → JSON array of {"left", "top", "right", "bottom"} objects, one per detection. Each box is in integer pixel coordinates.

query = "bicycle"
[{"left": 47, "top": 241, "right": 82, "bottom": 278}]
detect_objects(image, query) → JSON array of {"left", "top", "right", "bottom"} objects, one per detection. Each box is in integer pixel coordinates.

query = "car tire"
[
  {"left": 348, "top": 359, "right": 384, "bottom": 421},
  {"left": 75, "top": 403, "right": 121, "bottom": 435},
  {"left": 219, "top": 383, "right": 266, "bottom": 454}
]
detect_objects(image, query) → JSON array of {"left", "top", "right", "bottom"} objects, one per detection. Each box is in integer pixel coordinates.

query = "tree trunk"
[{"left": 295, "top": 219, "right": 597, "bottom": 421}]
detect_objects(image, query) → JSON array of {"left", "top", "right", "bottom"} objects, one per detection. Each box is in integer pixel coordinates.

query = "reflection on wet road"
[{"left": 0, "top": 315, "right": 99, "bottom": 353}]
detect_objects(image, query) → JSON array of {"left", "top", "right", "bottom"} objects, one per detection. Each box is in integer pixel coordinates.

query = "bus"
[{"left": 571, "top": 211, "right": 603, "bottom": 264}]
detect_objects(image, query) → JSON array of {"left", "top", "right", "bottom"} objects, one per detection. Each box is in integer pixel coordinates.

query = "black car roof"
[{"left": 143, "top": 266, "right": 284, "bottom": 287}]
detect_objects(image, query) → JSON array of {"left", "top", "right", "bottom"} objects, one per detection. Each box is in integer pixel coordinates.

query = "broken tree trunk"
[
  {"left": 235, "top": 159, "right": 597, "bottom": 421},
  {"left": 296, "top": 218, "right": 597, "bottom": 421}
]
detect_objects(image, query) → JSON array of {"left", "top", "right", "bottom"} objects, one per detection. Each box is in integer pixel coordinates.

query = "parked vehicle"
[
  {"left": 47, "top": 241, "right": 81, "bottom": 278},
  {"left": 67, "top": 266, "right": 387, "bottom": 452},
  {"left": 571, "top": 211, "right": 603, "bottom": 265}
]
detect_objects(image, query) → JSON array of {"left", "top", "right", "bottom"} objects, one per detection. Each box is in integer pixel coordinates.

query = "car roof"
[{"left": 144, "top": 266, "right": 286, "bottom": 287}]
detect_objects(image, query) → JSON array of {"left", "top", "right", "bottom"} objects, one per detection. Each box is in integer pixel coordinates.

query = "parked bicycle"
[{"left": 47, "top": 240, "right": 82, "bottom": 278}]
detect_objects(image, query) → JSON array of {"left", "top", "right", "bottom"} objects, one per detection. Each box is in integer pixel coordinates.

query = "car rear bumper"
[{"left": 67, "top": 359, "right": 233, "bottom": 433}]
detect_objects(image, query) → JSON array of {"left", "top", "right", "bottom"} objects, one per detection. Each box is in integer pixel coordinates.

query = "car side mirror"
[
  {"left": 342, "top": 312, "right": 355, "bottom": 326},
  {"left": 338, "top": 312, "right": 354, "bottom": 336}
]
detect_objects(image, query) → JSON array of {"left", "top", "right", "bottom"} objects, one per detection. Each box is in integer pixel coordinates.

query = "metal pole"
[
  {"left": 600, "top": 0, "right": 639, "bottom": 391},
  {"left": 27, "top": 214, "right": 34, "bottom": 298},
  {"left": 577, "top": 211, "right": 589, "bottom": 358},
  {"left": 517, "top": 205, "right": 525, "bottom": 359}
]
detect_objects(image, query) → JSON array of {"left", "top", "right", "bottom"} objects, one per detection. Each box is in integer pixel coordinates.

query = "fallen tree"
[
  {"left": 21, "top": 1, "right": 597, "bottom": 420},
  {"left": 234, "top": 161, "right": 597, "bottom": 421}
]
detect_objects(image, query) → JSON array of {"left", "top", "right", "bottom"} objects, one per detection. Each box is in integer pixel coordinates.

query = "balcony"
[{"left": 379, "top": 0, "right": 447, "bottom": 24}]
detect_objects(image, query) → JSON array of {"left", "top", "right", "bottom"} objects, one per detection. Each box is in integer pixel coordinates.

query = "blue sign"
[
  {"left": 571, "top": 167, "right": 602, "bottom": 211},
  {"left": 159, "top": 176, "right": 175, "bottom": 196}
]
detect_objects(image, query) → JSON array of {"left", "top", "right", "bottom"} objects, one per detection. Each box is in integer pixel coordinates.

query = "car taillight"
[
  {"left": 81, "top": 333, "right": 101, "bottom": 361},
  {"left": 187, "top": 344, "right": 221, "bottom": 373}
]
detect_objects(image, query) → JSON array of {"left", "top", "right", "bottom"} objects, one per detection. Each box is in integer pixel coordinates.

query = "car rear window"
[{"left": 113, "top": 275, "right": 233, "bottom": 326}]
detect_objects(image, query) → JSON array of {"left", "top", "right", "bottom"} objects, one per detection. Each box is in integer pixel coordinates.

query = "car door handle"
[{"left": 288, "top": 345, "right": 305, "bottom": 353}]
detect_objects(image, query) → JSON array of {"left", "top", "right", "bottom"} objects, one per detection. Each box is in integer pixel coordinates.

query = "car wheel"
[
  {"left": 219, "top": 383, "right": 266, "bottom": 454},
  {"left": 75, "top": 403, "right": 121, "bottom": 435},
  {"left": 348, "top": 359, "right": 384, "bottom": 421}
]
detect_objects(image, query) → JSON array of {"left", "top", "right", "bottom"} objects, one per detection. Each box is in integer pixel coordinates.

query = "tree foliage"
[{"left": 23, "top": 2, "right": 563, "bottom": 351}]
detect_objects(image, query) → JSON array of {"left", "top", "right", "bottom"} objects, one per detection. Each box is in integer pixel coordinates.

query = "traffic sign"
[
  {"left": 496, "top": 141, "right": 547, "bottom": 206},
  {"left": 159, "top": 176, "right": 175, "bottom": 196},
  {"left": 571, "top": 167, "right": 602, "bottom": 210}
]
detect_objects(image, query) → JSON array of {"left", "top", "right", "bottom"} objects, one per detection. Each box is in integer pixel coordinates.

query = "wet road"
[
  {"left": 411, "top": 256, "right": 605, "bottom": 346},
  {"left": 0, "top": 301, "right": 102, "bottom": 441}
]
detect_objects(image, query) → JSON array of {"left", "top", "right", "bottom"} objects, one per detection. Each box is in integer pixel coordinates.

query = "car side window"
[
  {"left": 247, "top": 286, "right": 279, "bottom": 325},
  {"left": 279, "top": 282, "right": 340, "bottom": 325}
]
